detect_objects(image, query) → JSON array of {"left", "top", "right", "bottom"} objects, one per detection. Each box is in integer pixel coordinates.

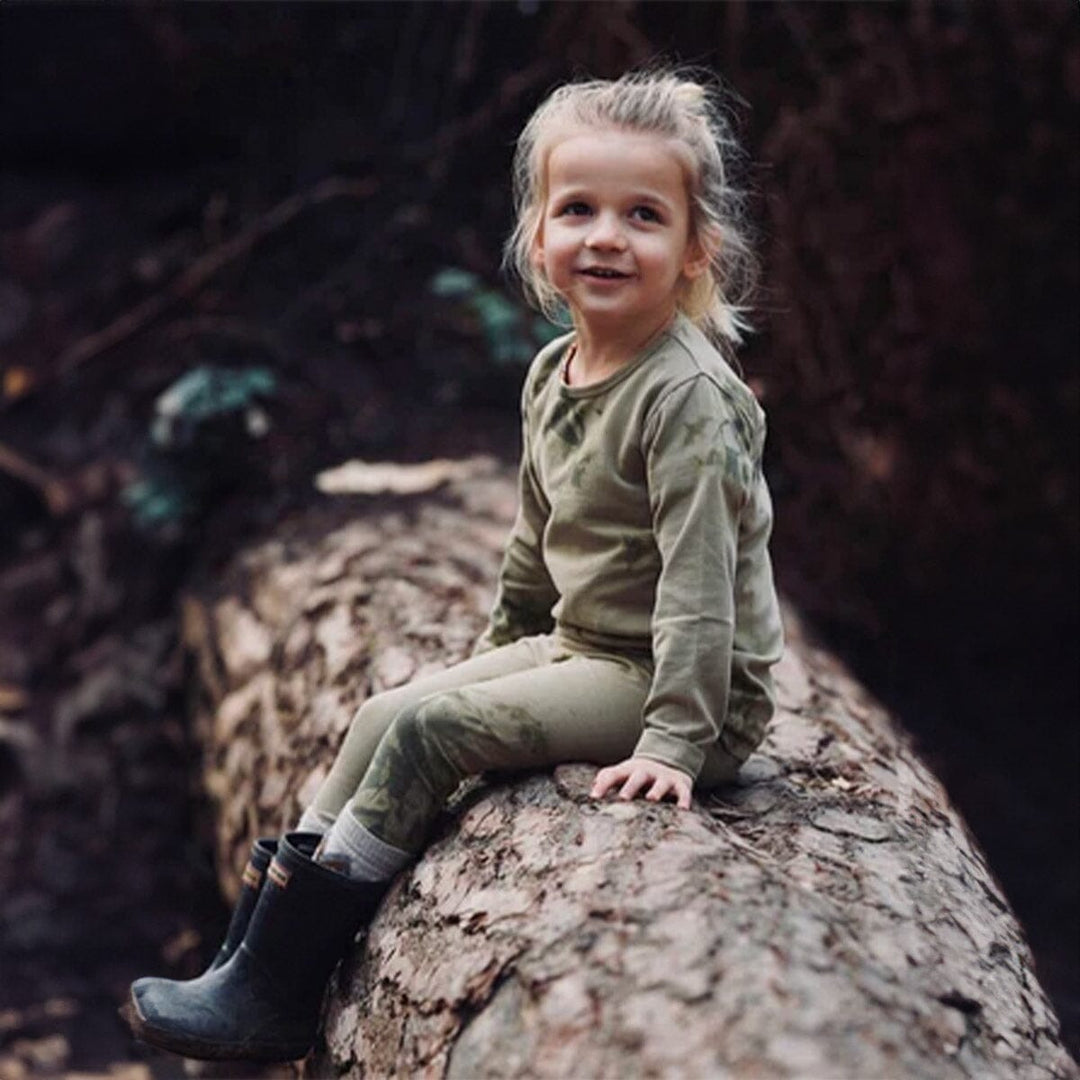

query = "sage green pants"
[{"left": 306, "top": 633, "right": 741, "bottom": 853}]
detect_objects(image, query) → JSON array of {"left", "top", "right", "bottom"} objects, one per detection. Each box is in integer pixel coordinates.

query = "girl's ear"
[
  {"left": 530, "top": 224, "right": 545, "bottom": 268},
  {"left": 683, "top": 224, "right": 720, "bottom": 281}
]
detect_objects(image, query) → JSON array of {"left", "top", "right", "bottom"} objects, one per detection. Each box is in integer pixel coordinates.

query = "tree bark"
[{"left": 181, "top": 461, "right": 1076, "bottom": 1080}]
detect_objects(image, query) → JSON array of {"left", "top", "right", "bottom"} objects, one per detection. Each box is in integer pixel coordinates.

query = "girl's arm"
[
  {"left": 632, "top": 376, "right": 776, "bottom": 783},
  {"left": 472, "top": 382, "right": 559, "bottom": 655}
]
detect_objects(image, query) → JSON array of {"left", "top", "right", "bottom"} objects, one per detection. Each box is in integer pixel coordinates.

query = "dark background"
[{"left": 0, "top": 3, "right": 1076, "bottom": 1075}]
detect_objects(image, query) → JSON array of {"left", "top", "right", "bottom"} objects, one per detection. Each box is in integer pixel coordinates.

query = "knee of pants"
[
  {"left": 349, "top": 688, "right": 401, "bottom": 738},
  {"left": 387, "top": 691, "right": 487, "bottom": 775}
]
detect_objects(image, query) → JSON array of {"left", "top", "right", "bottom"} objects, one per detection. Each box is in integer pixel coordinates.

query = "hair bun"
[{"left": 672, "top": 81, "right": 706, "bottom": 108}]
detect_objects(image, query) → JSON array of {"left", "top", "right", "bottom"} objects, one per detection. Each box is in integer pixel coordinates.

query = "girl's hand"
[{"left": 590, "top": 757, "right": 693, "bottom": 810}]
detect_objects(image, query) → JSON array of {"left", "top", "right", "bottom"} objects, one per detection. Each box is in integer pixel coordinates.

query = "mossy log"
[{"left": 180, "top": 459, "right": 1076, "bottom": 1080}]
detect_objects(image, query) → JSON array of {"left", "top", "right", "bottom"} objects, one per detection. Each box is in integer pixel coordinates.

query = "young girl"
[{"left": 125, "top": 68, "right": 785, "bottom": 1063}]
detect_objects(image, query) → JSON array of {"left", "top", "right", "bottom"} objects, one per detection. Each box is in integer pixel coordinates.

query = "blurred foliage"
[
  {"left": 123, "top": 365, "right": 278, "bottom": 534},
  {"left": 429, "top": 267, "right": 563, "bottom": 367},
  {"left": 149, "top": 365, "right": 275, "bottom": 450}
]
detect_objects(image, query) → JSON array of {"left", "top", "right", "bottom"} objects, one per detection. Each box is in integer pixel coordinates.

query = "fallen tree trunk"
[{"left": 181, "top": 459, "right": 1076, "bottom": 1079}]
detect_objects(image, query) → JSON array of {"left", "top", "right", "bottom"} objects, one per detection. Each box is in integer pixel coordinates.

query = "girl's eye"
[
  {"left": 558, "top": 201, "right": 591, "bottom": 217},
  {"left": 631, "top": 205, "right": 662, "bottom": 223}
]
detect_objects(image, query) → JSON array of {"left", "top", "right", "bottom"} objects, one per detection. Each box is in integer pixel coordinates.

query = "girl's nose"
[{"left": 585, "top": 212, "right": 627, "bottom": 251}]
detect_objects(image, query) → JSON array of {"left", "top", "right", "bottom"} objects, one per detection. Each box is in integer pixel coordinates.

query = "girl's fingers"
[
  {"left": 644, "top": 777, "right": 670, "bottom": 802},
  {"left": 646, "top": 777, "right": 691, "bottom": 808},
  {"left": 590, "top": 764, "right": 629, "bottom": 798},
  {"left": 591, "top": 760, "right": 693, "bottom": 810},
  {"left": 618, "top": 769, "right": 651, "bottom": 801}
]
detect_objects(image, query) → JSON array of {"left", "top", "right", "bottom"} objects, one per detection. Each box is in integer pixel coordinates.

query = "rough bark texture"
[
  {"left": 182, "top": 463, "right": 1076, "bottom": 1080},
  {"left": 181, "top": 457, "right": 515, "bottom": 893}
]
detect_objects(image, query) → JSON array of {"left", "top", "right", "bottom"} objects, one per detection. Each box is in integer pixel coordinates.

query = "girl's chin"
[{"left": 568, "top": 284, "right": 638, "bottom": 309}]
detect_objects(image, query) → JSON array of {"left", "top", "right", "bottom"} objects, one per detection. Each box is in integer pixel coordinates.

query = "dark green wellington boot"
[
  {"left": 125, "top": 836, "right": 276, "bottom": 1018},
  {"left": 125, "top": 832, "right": 387, "bottom": 1062},
  {"left": 211, "top": 837, "right": 278, "bottom": 970}
]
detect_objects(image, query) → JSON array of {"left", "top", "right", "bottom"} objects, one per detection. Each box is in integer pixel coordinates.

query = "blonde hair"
[{"left": 505, "top": 68, "right": 760, "bottom": 353}]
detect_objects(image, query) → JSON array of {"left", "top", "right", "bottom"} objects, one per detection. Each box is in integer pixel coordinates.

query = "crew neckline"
[{"left": 558, "top": 314, "right": 685, "bottom": 398}]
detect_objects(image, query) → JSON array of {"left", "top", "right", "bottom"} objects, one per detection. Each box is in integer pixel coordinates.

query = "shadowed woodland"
[{"left": 0, "top": 3, "right": 1077, "bottom": 1076}]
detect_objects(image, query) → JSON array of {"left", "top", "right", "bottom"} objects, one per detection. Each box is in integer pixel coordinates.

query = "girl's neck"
[{"left": 568, "top": 309, "right": 677, "bottom": 386}]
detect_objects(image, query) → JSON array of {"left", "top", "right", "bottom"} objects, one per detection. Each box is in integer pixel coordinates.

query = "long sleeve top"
[{"left": 474, "top": 313, "right": 785, "bottom": 780}]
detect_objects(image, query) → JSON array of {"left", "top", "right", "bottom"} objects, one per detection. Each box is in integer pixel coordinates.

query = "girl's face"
[{"left": 533, "top": 128, "right": 709, "bottom": 340}]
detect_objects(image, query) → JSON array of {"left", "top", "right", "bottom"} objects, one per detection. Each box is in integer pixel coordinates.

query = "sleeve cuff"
[{"left": 633, "top": 730, "right": 705, "bottom": 781}]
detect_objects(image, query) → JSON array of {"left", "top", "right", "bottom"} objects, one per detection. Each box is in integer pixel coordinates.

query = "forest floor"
[{"left": 0, "top": 159, "right": 1076, "bottom": 1079}]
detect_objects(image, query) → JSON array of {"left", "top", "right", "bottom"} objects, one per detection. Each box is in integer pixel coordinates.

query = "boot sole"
[{"left": 121, "top": 993, "right": 311, "bottom": 1063}]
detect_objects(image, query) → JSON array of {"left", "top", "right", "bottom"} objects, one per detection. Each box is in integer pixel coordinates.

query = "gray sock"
[
  {"left": 316, "top": 808, "right": 412, "bottom": 882},
  {"left": 296, "top": 806, "right": 336, "bottom": 835}
]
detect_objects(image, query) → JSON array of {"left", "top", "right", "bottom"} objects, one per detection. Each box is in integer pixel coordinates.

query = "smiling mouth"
[{"left": 579, "top": 267, "right": 631, "bottom": 279}]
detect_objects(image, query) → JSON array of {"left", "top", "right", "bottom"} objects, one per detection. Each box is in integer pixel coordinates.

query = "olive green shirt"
[{"left": 475, "top": 313, "right": 784, "bottom": 780}]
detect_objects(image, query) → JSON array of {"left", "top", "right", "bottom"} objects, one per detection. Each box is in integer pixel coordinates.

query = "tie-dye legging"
[{"left": 305, "top": 633, "right": 742, "bottom": 853}]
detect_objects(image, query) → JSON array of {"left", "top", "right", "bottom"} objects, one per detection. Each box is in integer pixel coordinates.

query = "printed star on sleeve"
[{"left": 680, "top": 417, "right": 710, "bottom": 447}]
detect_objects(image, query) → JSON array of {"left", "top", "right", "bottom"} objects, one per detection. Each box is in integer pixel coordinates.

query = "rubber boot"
[
  {"left": 125, "top": 832, "right": 387, "bottom": 1062},
  {"left": 211, "top": 837, "right": 278, "bottom": 971},
  {"left": 124, "top": 835, "right": 276, "bottom": 1023}
]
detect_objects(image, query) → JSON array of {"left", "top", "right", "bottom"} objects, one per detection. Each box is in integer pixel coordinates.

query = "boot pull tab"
[
  {"left": 267, "top": 860, "right": 292, "bottom": 889},
  {"left": 241, "top": 861, "right": 265, "bottom": 890}
]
